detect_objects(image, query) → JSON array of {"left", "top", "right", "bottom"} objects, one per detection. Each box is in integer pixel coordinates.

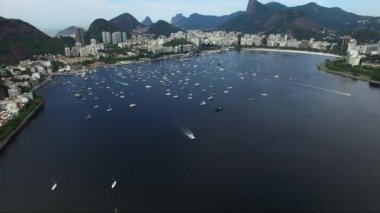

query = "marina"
[{"left": 1, "top": 50, "right": 380, "bottom": 212}]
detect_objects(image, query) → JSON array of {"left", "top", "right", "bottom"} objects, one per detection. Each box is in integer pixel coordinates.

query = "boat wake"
[
  {"left": 292, "top": 81, "right": 352, "bottom": 97},
  {"left": 179, "top": 125, "right": 196, "bottom": 140}
]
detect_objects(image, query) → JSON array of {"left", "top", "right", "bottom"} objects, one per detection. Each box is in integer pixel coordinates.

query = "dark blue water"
[{"left": 1, "top": 50, "right": 380, "bottom": 212}]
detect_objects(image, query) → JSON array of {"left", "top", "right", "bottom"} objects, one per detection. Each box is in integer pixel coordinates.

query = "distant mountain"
[
  {"left": 86, "top": 18, "right": 120, "bottom": 43},
  {"left": 85, "top": 13, "right": 143, "bottom": 43},
  {"left": 264, "top": 9, "right": 321, "bottom": 38},
  {"left": 142, "top": 16, "right": 153, "bottom": 26},
  {"left": 109, "top": 13, "right": 144, "bottom": 32},
  {"left": 147, "top": 20, "right": 180, "bottom": 37},
  {"left": 345, "top": 29, "right": 380, "bottom": 44},
  {"left": 265, "top": 2, "right": 288, "bottom": 12},
  {"left": 55, "top": 26, "right": 78, "bottom": 37},
  {"left": 217, "top": 0, "right": 380, "bottom": 39},
  {"left": 294, "top": 2, "right": 370, "bottom": 30},
  {"left": 0, "top": 17, "right": 74, "bottom": 64},
  {"left": 171, "top": 12, "right": 244, "bottom": 30},
  {"left": 364, "top": 17, "right": 380, "bottom": 31},
  {"left": 171, "top": 14, "right": 186, "bottom": 27},
  {"left": 219, "top": 0, "right": 278, "bottom": 33}
]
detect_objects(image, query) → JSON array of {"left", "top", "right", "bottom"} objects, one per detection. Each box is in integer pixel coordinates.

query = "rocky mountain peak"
[
  {"left": 246, "top": 0, "right": 258, "bottom": 16},
  {"left": 142, "top": 16, "right": 153, "bottom": 26}
]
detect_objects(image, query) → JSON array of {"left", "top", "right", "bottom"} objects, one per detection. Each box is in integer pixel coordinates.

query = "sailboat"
[
  {"left": 107, "top": 104, "right": 113, "bottom": 112},
  {"left": 85, "top": 112, "right": 91, "bottom": 120},
  {"left": 208, "top": 84, "right": 215, "bottom": 101},
  {"left": 261, "top": 89, "right": 268, "bottom": 96}
]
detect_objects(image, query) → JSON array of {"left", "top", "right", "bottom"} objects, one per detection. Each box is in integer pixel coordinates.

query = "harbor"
[{"left": 1, "top": 51, "right": 380, "bottom": 212}]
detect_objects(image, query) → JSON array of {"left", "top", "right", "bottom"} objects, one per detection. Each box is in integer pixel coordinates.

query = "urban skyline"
[{"left": 0, "top": 0, "right": 379, "bottom": 35}]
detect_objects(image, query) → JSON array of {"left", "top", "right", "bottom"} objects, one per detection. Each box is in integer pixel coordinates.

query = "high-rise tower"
[{"left": 75, "top": 28, "right": 85, "bottom": 45}]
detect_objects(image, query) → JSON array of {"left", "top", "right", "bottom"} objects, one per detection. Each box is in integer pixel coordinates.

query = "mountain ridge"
[
  {"left": 0, "top": 17, "right": 74, "bottom": 64},
  {"left": 142, "top": 16, "right": 154, "bottom": 26},
  {"left": 55, "top": 26, "right": 79, "bottom": 37},
  {"left": 171, "top": 12, "right": 244, "bottom": 30},
  {"left": 147, "top": 20, "right": 180, "bottom": 37}
]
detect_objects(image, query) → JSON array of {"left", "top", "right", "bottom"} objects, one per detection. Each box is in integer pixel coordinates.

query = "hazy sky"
[{"left": 0, "top": 0, "right": 379, "bottom": 35}]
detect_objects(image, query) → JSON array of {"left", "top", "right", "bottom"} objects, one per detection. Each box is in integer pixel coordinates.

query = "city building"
[
  {"left": 112, "top": 32, "right": 122, "bottom": 45},
  {"left": 64, "top": 47, "right": 71, "bottom": 57},
  {"left": 347, "top": 50, "right": 365, "bottom": 66},
  {"left": 122, "top": 32, "right": 127, "bottom": 42},
  {"left": 102, "top": 31, "right": 111, "bottom": 44},
  {"left": 75, "top": 28, "right": 85, "bottom": 46}
]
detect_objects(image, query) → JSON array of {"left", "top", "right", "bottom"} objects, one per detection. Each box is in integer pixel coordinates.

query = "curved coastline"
[
  {"left": 318, "top": 62, "right": 380, "bottom": 86},
  {"left": 244, "top": 47, "right": 380, "bottom": 86},
  {"left": 0, "top": 101, "right": 44, "bottom": 152},
  {"left": 244, "top": 48, "right": 342, "bottom": 58}
]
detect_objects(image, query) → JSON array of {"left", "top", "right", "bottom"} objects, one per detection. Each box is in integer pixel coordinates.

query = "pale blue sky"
[{"left": 0, "top": 0, "right": 379, "bottom": 35}]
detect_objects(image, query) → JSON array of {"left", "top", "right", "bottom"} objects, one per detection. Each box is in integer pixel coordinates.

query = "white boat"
[
  {"left": 186, "top": 132, "right": 196, "bottom": 140},
  {"left": 173, "top": 95, "right": 179, "bottom": 99},
  {"left": 188, "top": 96, "right": 193, "bottom": 100},
  {"left": 200, "top": 101, "right": 206, "bottom": 106},
  {"left": 208, "top": 96, "right": 214, "bottom": 101},
  {"left": 107, "top": 104, "right": 113, "bottom": 112},
  {"left": 275, "top": 75, "right": 280, "bottom": 78},
  {"left": 120, "top": 95, "right": 125, "bottom": 99},
  {"left": 94, "top": 105, "right": 99, "bottom": 109},
  {"left": 51, "top": 183, "right": 57, "bottom": 191},
  {"left": 129, "top": 104, "right": 137, "bottom": 108},
  {"left": 85, "top": 113, "right": 91, "bottom": 120},
  {"left": 223, "top": 90, "right": 229, "bottom": 94},
  {"left": 261, "top": 89, "right": 268, "bottom": 96},
  {"left": 111, "top": 180, "right": 117, "bottom": 189},
  {"left": 145, "top": 85, "right": 152, "bottom": 89},
  {"left": 181, "top": 127, "right": 196, "bottom": 140}
]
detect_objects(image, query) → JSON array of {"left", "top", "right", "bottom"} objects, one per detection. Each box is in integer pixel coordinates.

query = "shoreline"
[
  {"left": 59, "top": 50, "right": 222, "bottom": 76},
  {"left": 244, "top": 48, "right": 342, "bottom": 58},
  {"left": 318, "top": 62, "right": 380, "bottom": 86},
  {"left": 0, "top": 101, "right": 44, "bottom": 152}
]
